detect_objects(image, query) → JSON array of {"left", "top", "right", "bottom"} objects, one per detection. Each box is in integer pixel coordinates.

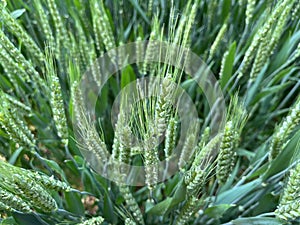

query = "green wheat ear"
[
  {"left": 269, "top": 96, "right": 300, "bottom": 160},
  {"left": 164, "top": 116, "right": 178, "bottom": 161},
  {"left": 238, "top": 0, "right": 294, "bottom": 80},
  {"left": 275, "top": 163, "right": 300, "bottom": 221},
  {"left": 216, "top": 95, "right": 248, "bottom": 184},
  {"left": 0, "top": 187, "right": 32, "bottom": 213},
  {"left": 27, "top": 172, "right": 71, "bottom": 192},
  {"left": 125, "top": 218, "right": 137, "bottom": 225},
  {"left": 208, "top": 23, "right": 228, "bottom": 61},
  {"left": 178, "top": 122, "right": 199, "bottom": 170},
  {"left": 0, "top": 1, "right": 44, "bottom": 64},
  {"left": 175, "top": 196, "right": 200, "bottom": 225},
  {"left": 0, "top": 29, "right": 45, "bottom": 90},
  {"left": 0, "top": 98, "right": 36, "bottom": 149},
  {"left": 245, "top": 0, "right": 256, "bottom": 26},
  {"left": 119, "top": 186, "right": 145, "bottom": 225},
  {"left": 45, "top": 49, "right": 69, "bottom": 145},
  {"left": 12, "top": 174, "right": 58, "bottom": 213},
  {"left": 77, "top": 216, "right": 105, "bottom": 225},
  {"left": 249, "top": 0, "right": 295, "bottom": 83},
  {"left": 46, "top": 0, "right": 70, "bottom": 54}
]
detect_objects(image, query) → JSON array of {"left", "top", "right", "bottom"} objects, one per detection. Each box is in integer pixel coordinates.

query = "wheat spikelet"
[
  {"left": 84, "top": 126, "right": 109, "bottom": 165},
  {"left": 0, "top": 30, "right": 46, "bottom": 90},
  {"left": 75, "top": 22, "right": 89, "bottom": 73},
  {"left": 27, "top": 172, "right": 71, "bottom": 192},
  {"left": 216, "top": 95, "right": 247, "bottom": 184},
  {"left": 178, "top": 130, "right": 198, "bottom": 170},
  {"left": 175, "top": 196, "right": 199, "bottom": 225},
  {"left": 185, "top": 166, "right": 205, "bottom": 195},
  {"left": 291, "top": 0, "right": 300, "bottom": 21},
  {"left": 144, "top": 134, "right": 159, "bottom": 191},
  {"left": 147, "top": 0, "right": 154, "bottom": 16},
  {"left": 45, "top": 50, "right": 69, "bottom": 145},
  {"left": 238, "top": 0, "right": 291, "bottom": 78},
  {"left": 111, "top": 116, "right": 122, "bottom": 162},
  {"left": 155, "top": 74, "right": 174, "bottom": 137},
  {"left": 245, "top": 0, "right": 256, "bottom": 26},
  {"left": 118, "top": 123, "right": 133, "bottom": 176},
  {"left": 46, "top": 0, "right": 70, "bottom": 52},
  {"left": 275, "top": 201, "right": 300, "bottom": 221},
  {"left": 181, "top": 1, "right": 198, "bottom": 49},
  {"left": 142, "top": 16, "right": 160, "bottom": 75},
  {"left": 269, "top": 96, "right": 300, "bottom": 160},
  {"left": 275, "top": 163, "right": 300, "bottom": 220},
  {"left": 0, "top": 42, "right": 30, "bottom": 83},
  {"left": 1, "top": 92, "right": 31, "bottom": 114},
  {"left": 119, "top": 186, "right": 145, "bottom": 225},
  {"left": 0, "top": 3, "right": 43, "bottom": 63},
  {"left": 0, "top": 187, "right": 32, "bottom": 213},
  {"left": 0, "top": 101, "right": 36, "bottom": 149},
  {"left": 192, "top": 133, "right": 220, "bottom": 169},
  {"left": 71, "top": 81, "right": 85, "bottom": 125},
  {"left": 91, "top": 0, "right": 115, "bottom": 52},
  {"left": 125, "top": 218, "right": 137, "bottom": 225},
  {"left": 219, "top": 50, "right": 229, "bottom": 81},
  {"left": 207, "top": 0, "right": 218, "bottom": 32},
  {"left": 164, "top": 117, "right": 178, "bottom": 161},
  {"left": 249, "top": 0, "right": 294, "bottom": 82},
  {"left": 78, "top": 216, "right": 105, "bottom": 225},
  {"left": 172, "top": 0, "right": 189, "bottom": 47},
  {"left": 74, "top": 95, "right": 110, "bottom": 167},
  {"left": 33, "top": 0, "right": 55, "bottom": 49},
  {"left": 208, "top": 24, "right": 227, "bottom": 60},
  {"left": 216, "top": 121, "right": 237, "bottom": 184},
  {"left": 12, "top": 174, "right": 58, "bottom": 213}
]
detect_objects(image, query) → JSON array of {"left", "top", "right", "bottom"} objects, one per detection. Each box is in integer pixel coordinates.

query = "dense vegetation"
[{"left": 0, "top": 0, "right": 299, "bottom": 224}]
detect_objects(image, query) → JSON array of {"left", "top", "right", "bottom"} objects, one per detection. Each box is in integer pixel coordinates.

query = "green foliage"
[{"left": 0, "top": 0, "right": 299, "bottom": 224}]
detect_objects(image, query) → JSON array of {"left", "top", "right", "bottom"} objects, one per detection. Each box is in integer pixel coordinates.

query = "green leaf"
[
  {"left": 269, "top": 67, "right": 295, "bottom": 86},
  {"left": 64, "top": 192, "right": 85, "bottom": 216},
  {"left": 171, "top": 179, "right": 187, "bottom": 205},
  {"left": 64, "top": 160, "right": 80, "bottom": 176},
  {"left": 148, "top": 179, "right": 187, "bottom": 215},
  {"left": 253, "top": 193, "right": 278, "bottom": 215},
  {"left": 271, "top": 30, "right": 300, "bottom": 70},
  {"left": 204, "top": 204, "right": 235, "bottom": 219},
  {"left": 245, "top": 64, "right": 268, "bottom": 106},
  {"left": 43, "top": 159, "right": 67, "bottom": 181},
  {"left": 237, "top": 148, "right": 255, "bottom": 160},
  {"left": 109, "top": 77, "right": 119, "bottom": 97},
  {"left": 247, "top": 163, "right": 268, "bottom": 180},
  {"left": 103, "top": 191, "right": 117, "bottom": 223},
  {"left": 251, "top": 82, "right": 291, "bottom": 104},
  {"left": 146, "top": 197, "right": 173, "bottom": 215},
  {"left": 263, "top": 130, "right": 300, "bottom": 180},
  {"left": 164, "top": 173, "right": 180, "bottom": 196},
  {"left": 8, "top": 147, "right": 24, "bottom": 165},
  {"left": 121, "top": 65, "right": 136, "bottom": 88},
  {"left": 231, "top": 217, "right": 282, "bottom": 225},
  {"left": 216, "top": 179, "right": 262, "bottom": 204},
  {"left": 128, "top": 0, "right": 150, "bottom": 24},
  {"left": 221, "top": 0, "right": 231, "bottom": 24},
  {"left": 82, "top": 170, "right": 96, "bottom": 193},
  {"left": 0, "top": 217, "right": 16, "bottom": 225},
  {"left": 13, "top": 213, "right": 48, "bottom": 225},
  {"left": 10, "top": 9, "right": 26, "bottom": 19},
  {"left": 165, "top": 179, "right": 187, "bottom": 214}
]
